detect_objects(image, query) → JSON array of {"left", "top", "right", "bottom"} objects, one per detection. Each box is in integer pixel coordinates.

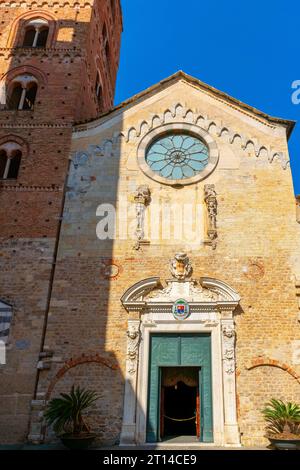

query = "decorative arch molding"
[
  {"left": 1, "top": 64, "right": 47, "bottom": 86},
  {"left": 7, "top": 9, "right": 58, "bottom": 48},
  {"left": 121, "top": 276, "right": 241, "bottom": 313},
  {"left": 245, "top": 357, "right": 300, "bottom": 384},
  {"left": 73, "top": 102, "right": 289, "bottom": 170},
  {"left": 46, "top": 353, "right": 119, "bottom": 399},
  {"left": 0, "top": 1, "right": 93, "bottom": 9},
  {"left": 0, "top": 134, "right": 28, "bottom": 154},
  {"left": 0, "top": 65, "right": 46, "bottom": 107}
]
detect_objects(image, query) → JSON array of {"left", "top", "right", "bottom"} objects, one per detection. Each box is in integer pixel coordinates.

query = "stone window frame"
[
  {"left": 0, "top": 66, "right": 46, "bottom": 111},
  {"left": 137, "top": 122, "right": 219, "bottom": 186},
  {"left": 7, "top": 11, "right": 57, "bottom": 49},
  {"left": 6, "top": 74, "right": 38, "bottom": 111},
  {"left": 0, "top": 135, "right": 28, "bottom": 181},
  {"left": 0, "top": 142, "right": 22, "bottom": 180},
  {"left": 22, "top": 19, "right": 50, "bottom": 48}
]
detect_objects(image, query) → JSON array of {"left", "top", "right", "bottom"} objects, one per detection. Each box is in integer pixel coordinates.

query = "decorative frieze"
[
  {"left": 74, "top": 102, "right": 290, "bottom": 170},
  {"left": 0, "top": 183, "right": 62, "bottom": 192},
  {"left": 0, "top": 1, "right": 93, "bottom": 8}
]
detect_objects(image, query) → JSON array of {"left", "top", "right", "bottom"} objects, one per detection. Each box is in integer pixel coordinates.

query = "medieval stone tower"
[{"left": 0, "top": 0, "right": 122, "bottom": 443}]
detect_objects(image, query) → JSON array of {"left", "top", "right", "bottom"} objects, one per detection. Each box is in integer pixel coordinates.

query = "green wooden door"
[{"left": 146, "top": 333, "right": 213, "bottom": 443}]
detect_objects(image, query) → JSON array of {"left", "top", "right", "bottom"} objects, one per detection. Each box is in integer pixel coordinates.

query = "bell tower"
[{"left": 0, "top": 1, "right": 122, "bottom": 443}]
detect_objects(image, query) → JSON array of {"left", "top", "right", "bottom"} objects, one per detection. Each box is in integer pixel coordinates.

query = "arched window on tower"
[
  {"left": 7, "top": 75, "right": 38, "bottom": 110},
  {"left": 22, "top": 19, "right": 49, "bottom": 47},
  {"left": 0, "top": 143, "right": 22, "bottom": 179},
  {"left": 95, "top": 72, "right": 103, "bottom": 109},
  {"left": 102, "top": 24, "right": 110, "bottom": 65}
]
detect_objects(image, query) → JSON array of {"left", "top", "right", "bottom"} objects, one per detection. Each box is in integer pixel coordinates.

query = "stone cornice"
[
  {"left": 121, "top": 276, "right": 240, "bottom": 314},
  {"left": 74, "top": 71, "right": 295, "bottom": 139},
  {"left": 0, "top": 47, "right": 83, "bottom": 59},
  {"left": 0, "top": 47, "right": 82, "bottom": 53}
]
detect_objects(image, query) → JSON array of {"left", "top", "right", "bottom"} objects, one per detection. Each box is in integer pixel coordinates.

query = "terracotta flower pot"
[
  {"left": 268, "top": 436, "right": 300, "bottom": 450},
  {"left": 60, "top": 433, "right": 97, "bottom": 450}
]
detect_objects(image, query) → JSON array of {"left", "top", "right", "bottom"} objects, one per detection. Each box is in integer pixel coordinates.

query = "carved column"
[
  {"left": 204, "top": 184, "right": 218, "bottom": 249},
  {"left": 221, "top": 318, "right": 241, "bottom": 445},
  {"left": 120, "top": 319, "right": 141, "bottom": 445}
]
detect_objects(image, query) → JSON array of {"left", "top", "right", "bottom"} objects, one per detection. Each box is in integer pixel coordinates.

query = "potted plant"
[
  {"left": 44, "top": 385, "right": 100, "bottom": 450},
  {"left": 262, "top": 398, "right": 300, "bottom": 450}
]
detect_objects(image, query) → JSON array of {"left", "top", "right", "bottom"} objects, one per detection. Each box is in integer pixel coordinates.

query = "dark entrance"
[{"left": 160, "top": 367, "right": 200, "bottom": 439}]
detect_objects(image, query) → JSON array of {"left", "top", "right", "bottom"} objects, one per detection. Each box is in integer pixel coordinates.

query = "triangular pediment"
[{"left": 74, "top": 71, "right": 294, "bottom": 139}]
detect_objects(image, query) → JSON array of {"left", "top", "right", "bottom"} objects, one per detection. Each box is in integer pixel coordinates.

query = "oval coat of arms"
[{"left": 172, "top": 298, "right": 190, "bottom": 320}]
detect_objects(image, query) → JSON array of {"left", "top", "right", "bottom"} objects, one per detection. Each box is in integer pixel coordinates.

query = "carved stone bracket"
[
  {"left": 204, "top": 184, "right": 218, "bottom": 249},
  {"left": 133, "top": 185, "right": 151, "bottom": 250}
]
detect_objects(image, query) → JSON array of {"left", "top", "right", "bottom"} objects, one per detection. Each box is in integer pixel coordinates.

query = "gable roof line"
[{"left": 74, "top": 71, "right": 295, "bottom": 139}]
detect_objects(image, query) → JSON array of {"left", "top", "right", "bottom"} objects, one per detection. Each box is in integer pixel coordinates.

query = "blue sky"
[{"left": 115, "top": 0, "right": 300, "bottom": 194}]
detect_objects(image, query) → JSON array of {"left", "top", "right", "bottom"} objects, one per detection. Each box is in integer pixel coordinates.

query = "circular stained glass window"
[{"left": 145, "top": 133, "right": 209, "bottom": 180}]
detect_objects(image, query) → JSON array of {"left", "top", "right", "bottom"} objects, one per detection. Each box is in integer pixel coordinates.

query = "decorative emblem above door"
[{"left": 172, "top": 298, "right": 190, "bottom": 320}]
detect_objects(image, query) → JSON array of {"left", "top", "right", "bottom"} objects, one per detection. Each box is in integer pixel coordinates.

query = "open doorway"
[{"left": 160, "top": 367, "right": 200, "bottom": 440}]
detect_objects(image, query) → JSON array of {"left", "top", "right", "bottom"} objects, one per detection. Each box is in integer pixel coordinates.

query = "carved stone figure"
[
  {"left": 204, "top": 184, "right": 218, "bottom": 249},
  {"left": 222, "top": 324, "right": 236, "bottom": 374},
  {"left": 133, "top": 185, "right": 151, "bottom": 250},
  {"left": 169, "top": 252, "right": 192, "bottom": 280},
  {"left": 126, "top": 324, "right": 141, "bottom": 375}
]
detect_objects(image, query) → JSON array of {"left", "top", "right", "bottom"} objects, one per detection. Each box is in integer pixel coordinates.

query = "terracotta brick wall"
[{"left": 0, "top": 0, "right": 122, "bottom": 444}]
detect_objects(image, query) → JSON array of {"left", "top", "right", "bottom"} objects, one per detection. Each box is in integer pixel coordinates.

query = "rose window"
[{"left": 145, "top": 133, "right": 209, "bottom": 180}]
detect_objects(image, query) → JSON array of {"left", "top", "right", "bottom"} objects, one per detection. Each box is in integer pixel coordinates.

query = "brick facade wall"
[{"left": 0, "top": 0, "right": 122, "bottom": 444}]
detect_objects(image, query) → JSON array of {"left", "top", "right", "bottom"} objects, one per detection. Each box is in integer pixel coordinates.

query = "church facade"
[
  {"left": 32, "top": 72, "right": 300, "bottom": 447},
  {"left": 0, "top": 3, "right": 300, "bottom": 449}
]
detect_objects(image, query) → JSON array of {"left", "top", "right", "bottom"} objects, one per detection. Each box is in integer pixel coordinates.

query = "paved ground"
[{"left": 0, "top": 443, "right": 270, "bottom": 451}]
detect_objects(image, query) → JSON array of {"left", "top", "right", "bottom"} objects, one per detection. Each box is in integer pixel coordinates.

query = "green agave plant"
[
  {"left": 44, "top": 385, "right": 100, "bottom": 435},
  {"left": 262, "top": 399, "right": 300, "bottom": 436}
]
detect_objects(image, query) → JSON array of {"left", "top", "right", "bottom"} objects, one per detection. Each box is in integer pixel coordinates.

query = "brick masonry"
[
  {"left": 0, "top": 0, "right": 122, "bottom": 443},
  {"left": 0, "top": 6, "right": 299, "bottom": 448}
]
